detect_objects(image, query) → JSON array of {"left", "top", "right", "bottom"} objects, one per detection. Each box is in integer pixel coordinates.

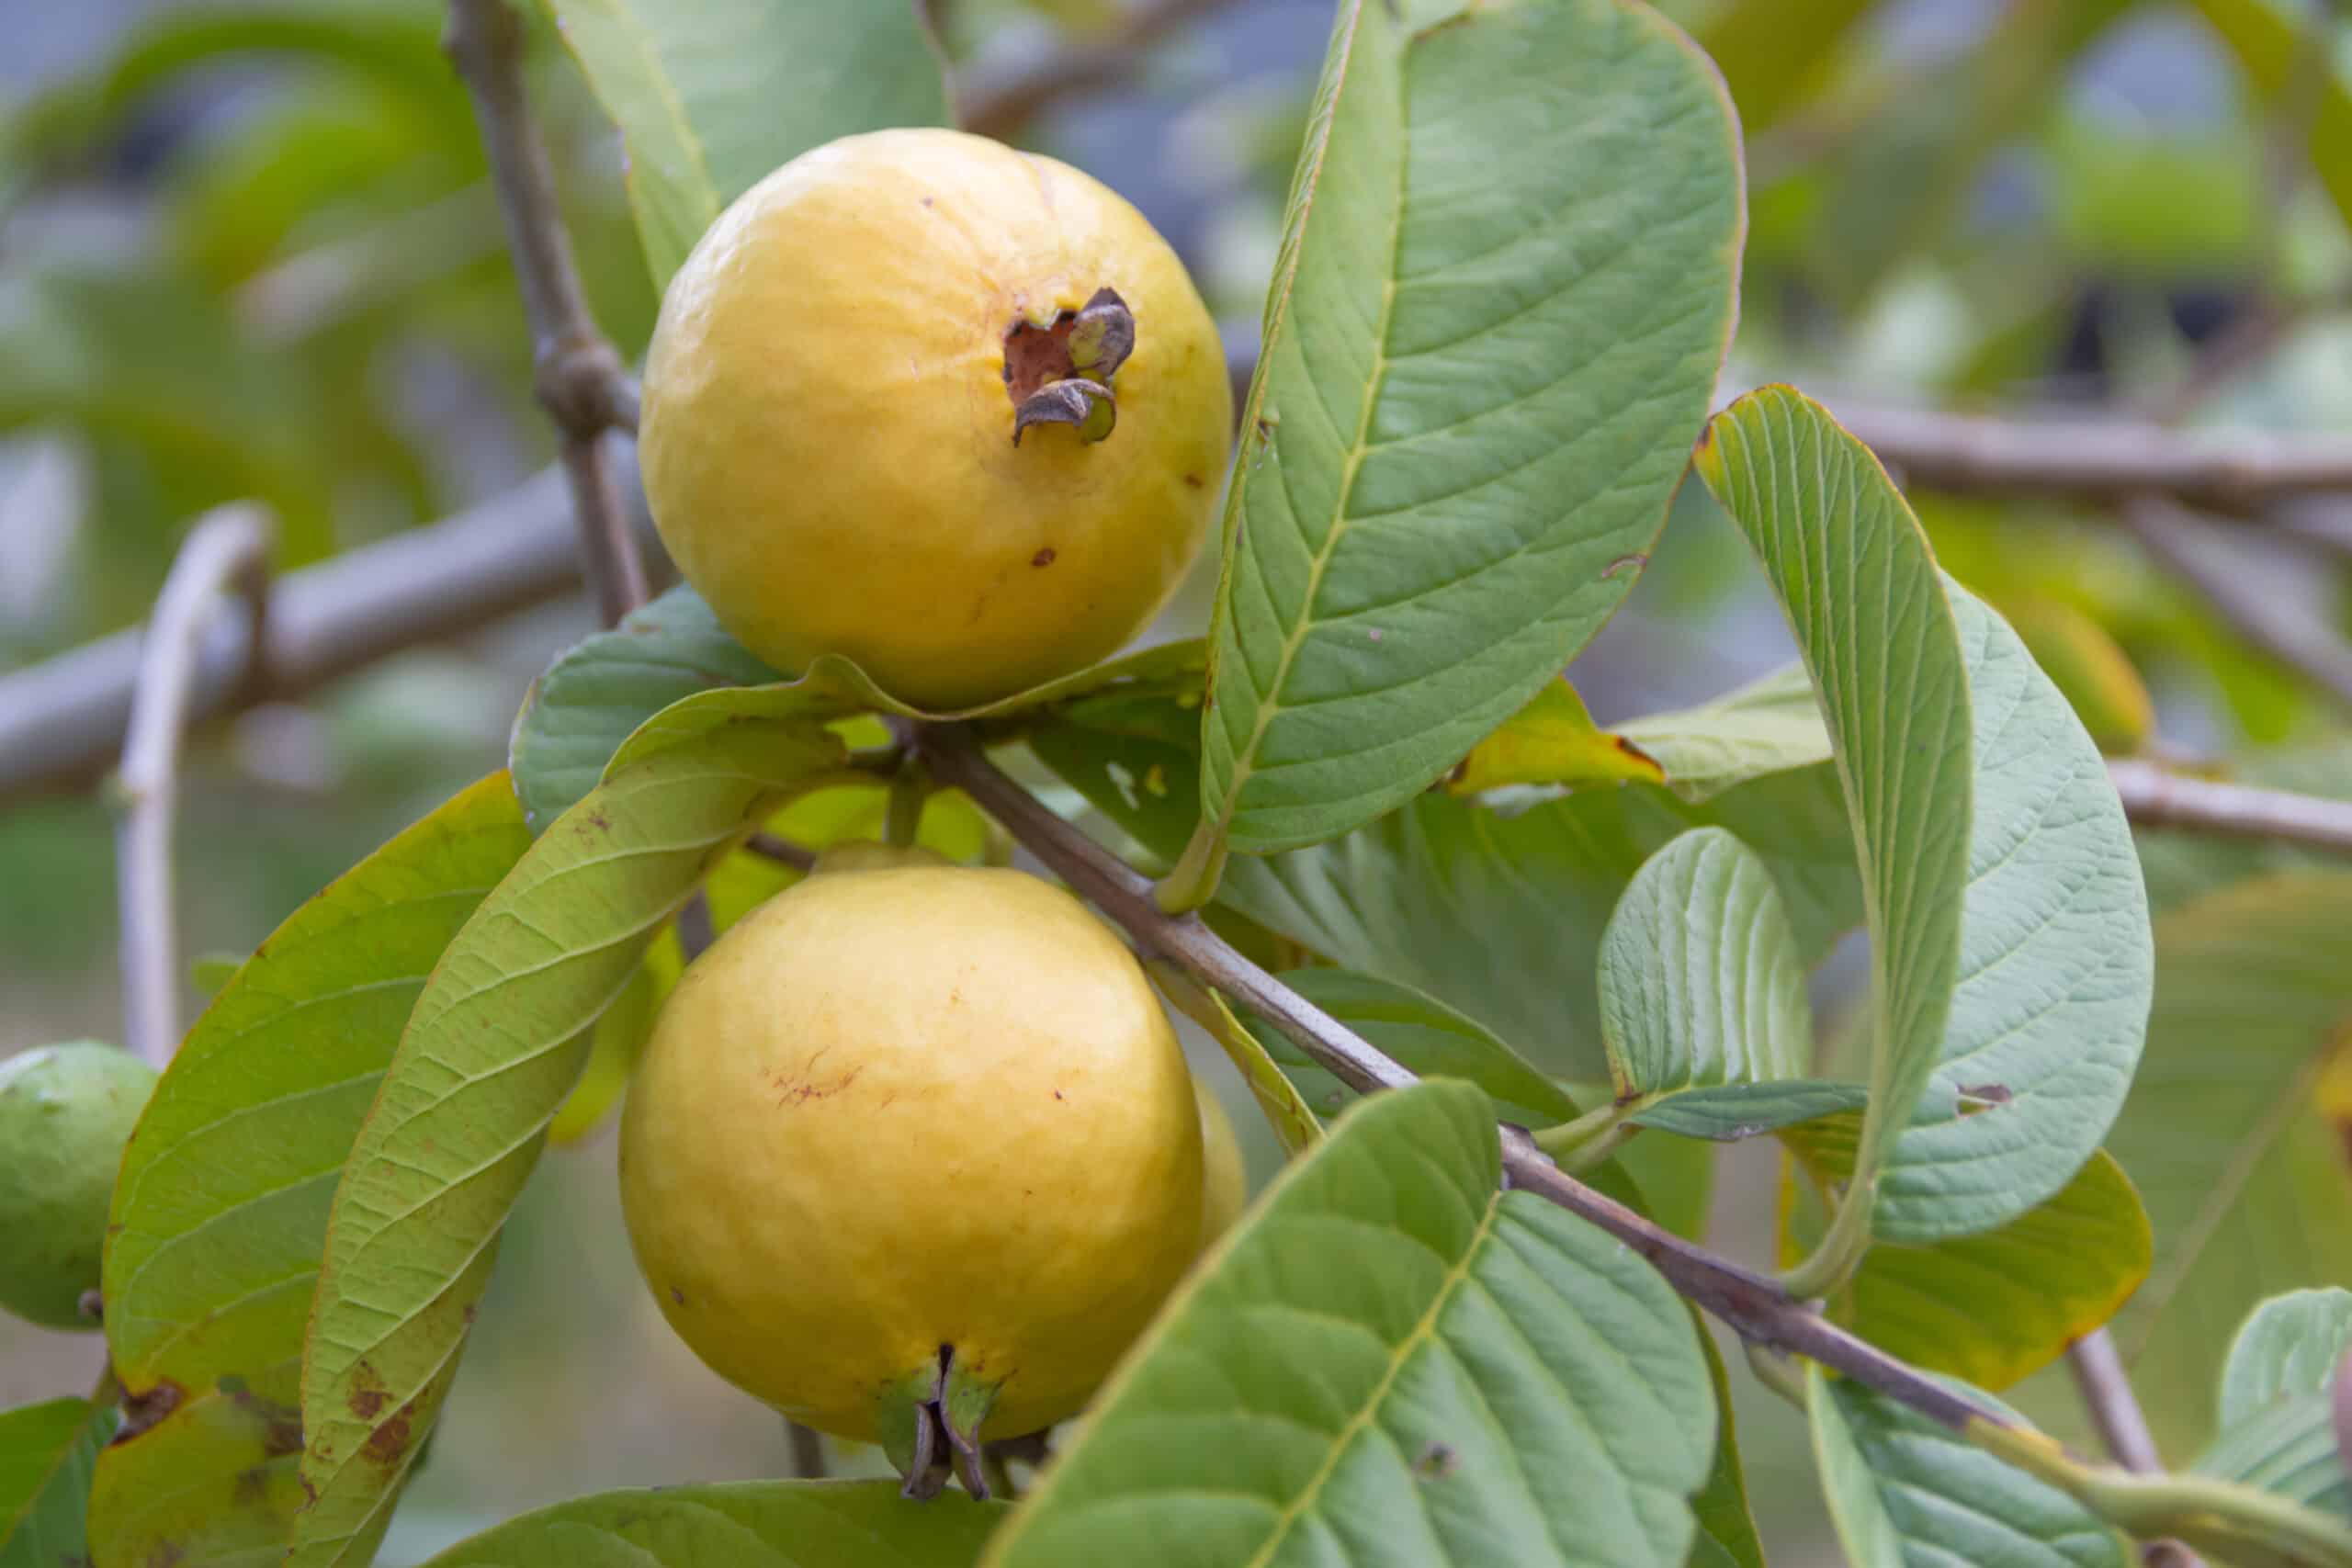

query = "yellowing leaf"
[
  {"left": 1446, "top": 676, "right": 1665, "bottom": 795},
  {"left": 1998, "top": 595, "right": 2154, "bottom": 753}
]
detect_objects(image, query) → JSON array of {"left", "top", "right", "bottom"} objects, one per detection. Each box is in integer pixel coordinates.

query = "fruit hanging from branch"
[{"left": 638, "top": 127, "right": 1233, "bottom": 710}]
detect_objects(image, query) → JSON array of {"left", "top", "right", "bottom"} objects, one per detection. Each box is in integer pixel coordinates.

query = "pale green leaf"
[
  {"left": 1030, "top": 706, "right": 1861, "bottom": 1079},
  {"left": 2197, "top": 1395, "right": 2350, "bottom": 1523},
  {"left": 1600, "top": 827, "right": 1812, "bottom": 1100},
  {"left": 1442, "top": 677, "right": 1667, "bottom": 796},
  {"left": 0, "top": 1399, "right": 115, "bottom": 1568},
  {"left": 1695, "top": 386, "right": 1973, "bottom": 1252},
  {"left": 540, "top": 0, "right": 949, "bottom": 287},
  {"left": 2108, "top": 872, "right": 2352, "bottom": 1453},
  {"left": 1784, "top": 1113, "right": 2153, "bottom": 1392},
  {"left": 1146, "top": 964, "right": 1323, "bottom": 1156},
  {"left": 1807, "top": 1366, "right": 2128, "bottom": 1568},
  {"left": 1617, "top": 662, "right": 1835, "bottom": 803},
  {"left": 545, "top": 955, "right": 660, "bottom": 1145},
  {"left": 1198, "top": 0, "right": 1741, "bottom": 852},
  {"left": 1689, "top": 1334, "right": 1767, "bottom": 1568},
  {"left": 511, "top": 580, "right": 1210, "bottom": 831},
  {"left": 1626, "top": 1079, "right": 1867, "bottom": 1141},
  {"left": 2224, "top": 1291, "right": 2352, "bottom": 1428},
  {"left": 1874, "top": 582, "right": 2154, "bottom": 1242},
  {"left": 293, "top": 720, "right": 847, "bottom": 1568},
  {"left": 983, "top": 1080, "right": 1720, "bottom": 1568},
  {"left": 94, "top": 773, "right": 529, "bottom": 1568},
  {"left": 418, "top": 1480, "right": 1004, "bottom": 1568}
]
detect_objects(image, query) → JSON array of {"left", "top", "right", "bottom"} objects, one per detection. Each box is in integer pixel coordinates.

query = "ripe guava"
[
  {"left": 0, "top": 1042, "right": 157, "bottom": 1329},
  {"left": 619, "top": 856, "right": 1204, "bottom": 1494},
  {"left": 638, "top": 127, "right": 1234, "bottom": 711}
]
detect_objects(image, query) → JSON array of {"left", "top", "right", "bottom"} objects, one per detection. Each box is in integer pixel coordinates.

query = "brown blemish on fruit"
[
  {"left": 671, "top": 1286, "right": 686, "bottom": 1305},
  {"left": 771, "top": 1058, "right": 863, "bottom": 1107},
  {"left": 1032, "top": 547, "right": 1057, "bottom": 568},
  {"left": 1183, "top": 473, "right": 1204, "bottom": 489}
]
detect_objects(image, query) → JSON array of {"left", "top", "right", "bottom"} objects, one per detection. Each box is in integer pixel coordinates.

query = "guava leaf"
[
  {"left": 1615, "top": 663, "right": 1836, "bottom": 803},
  {"left": 93, "top": 773, "right": 529, "bottom": 1568},
  {"left": 1693, "top": 386, "right": 1974, "bottom": 1260},
  {"left": 539, "top": 0, "right": 950, "bottom": 288},
  {"left": 2196, "top": 1395, "right": 2351, "bottom": 1524},
  {"left": 293, "top": 716, "right": 848, "bottom": 1568},
  {"left": 1624, "top": 1080, "right": 1868, "bottom": 1142},
  {"left": 1029, "top": 705, "right": 1861, "bottom": 1079},
  {"left": 2223, "top": 1292, "right": 2352, "bottom": 1429},
  {"left": 981, "top": 1080, "right": 1720, "bottom": 1568},
  {"left": 0, "top": 1398, "right": 115, "bottom": 1568},
  {"left": 1805, "top": 1366, "right": 2129, "bottom": 1568},
  {"left": 2106, "top": 873, "right": 2352, "bottom": 1454},
  {"left": 510, "top": 581, "right": 1205, "bottom": 829},
  {"left": 1144, "top": 964, "right": 1322, "bottom": 1156},
  {"left": 1781, "top": 1113, "right": 2152, "bottom": 1392},
  {"left": 415, "top": 1480, "right": 1005, "bottom": 1567},
  {"left": 1441, "top": 677, "right": 1667, "bottom": 796},
  {"left": 1689, "top": 1334, "right": 1768, "bottom": 1568},
  {"left": 1998, "top": 596, "right": 2154, "bottom": 754},
  {"left": 1870, "top": 581, "right": 2154, "bottom": 1242},
  {"left": 1196, "top": 0, "right": 1741, "bottom": 853},
  {"left": 1600, "top": 827, "right": 1812, "bottom": 1101}
]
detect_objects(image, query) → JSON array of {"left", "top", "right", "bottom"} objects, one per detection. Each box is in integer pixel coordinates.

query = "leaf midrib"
[{"left": 1239, "top": 1183, "right": 1504, "bottom": 1568}]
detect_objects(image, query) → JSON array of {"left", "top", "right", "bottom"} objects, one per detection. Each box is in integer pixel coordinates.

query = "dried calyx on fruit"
[{"left": 1005, "top": 286, "right": 1136, "bottom": 446}]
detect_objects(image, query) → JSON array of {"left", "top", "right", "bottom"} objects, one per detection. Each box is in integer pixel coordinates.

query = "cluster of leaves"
[{"left": 4, "top": 2, "right": 2351, "bottom": 1567}]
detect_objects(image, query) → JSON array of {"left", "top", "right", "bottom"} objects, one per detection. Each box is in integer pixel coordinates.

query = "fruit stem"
[
  {"left": 886, "top": 759, "right": 931, "bottom": 848},
  {"left": 1153, "top": 819, "right": 1227, "bottom": 914}
]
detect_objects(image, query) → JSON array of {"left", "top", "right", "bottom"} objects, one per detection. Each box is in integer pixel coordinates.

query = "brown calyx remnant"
[{"left": 1003, "top": 287, "right": 1135, "bottom": 446}]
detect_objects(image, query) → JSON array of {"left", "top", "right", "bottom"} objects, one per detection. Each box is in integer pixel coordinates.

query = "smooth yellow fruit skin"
[
  {"left": 1194, "top": 1081, "right": 1247, "bottom": 1247},
  {"left": 639, "top": 128, "right": 1234, "bottom": 711},
  {"left": 619, "top": 864, "right": 1204, "bottom": 1441}
]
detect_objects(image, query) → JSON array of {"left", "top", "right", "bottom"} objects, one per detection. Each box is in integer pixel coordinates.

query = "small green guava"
[{"left": 0, "top": 1042, "right": 158, "bottom": 1329}]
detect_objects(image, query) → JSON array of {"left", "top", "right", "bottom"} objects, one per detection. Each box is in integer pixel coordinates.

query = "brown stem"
[
  {"left": 445, "top": 0, "right": 647, "bottom": 626},
  {"left": 912, "top": 725, "right": 2008, "bottom": 1441},
  {"left": 787, "top": 1420, "right": 826, "bottom": 1481},
  {"left": 2122, "top": 495, "right": 2352, "bottom": 715},
  {"left": 2067, "top": 1330, "right": 2203, "bottom": 1568},
  {"left": 115, "top": 505, "right": 275, "bottom": 1067},
  {"left": 2109, "top": 759, "right": 2352, "bottom": 857},
  {"left": 744, "top": 832, "right": 820, "bottom": 873}
]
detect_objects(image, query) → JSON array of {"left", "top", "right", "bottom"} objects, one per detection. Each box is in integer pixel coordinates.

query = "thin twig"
[
  {"left": 787, "top": 1420, "right": 827, "bottom": 1481},
  {"left": 1826, "top": 400, "right": 2352, "bottom": 512},
  {"left": 913, "top": 727, "right": 1997, "bottom": 1435},
  {"left": 958, "top": 0, "right": 1239, "bottom": 139},
  {"left": 2110, "top": 760, "right": 2352, "bottom": 856},
  {"left": 0, "top": 447, "right": 652, "bottom": 804},
  {"left": 2122, "top": 495, "right": 2352, "bottom": 714},
  {"left": 446, "top": 0, "right": 647, "bottom": 624},
  {"left": 2068, "top": 1330, "right": 2202, "bottom": 1568},
  {"left": 114, "top": 505, "right": 275, "bottom": 1067},
  {"left": 745, "top": 832, "right": 820, "bottom": 873}
]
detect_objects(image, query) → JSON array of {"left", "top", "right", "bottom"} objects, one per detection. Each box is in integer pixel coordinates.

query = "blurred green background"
[{"left": 5, "top": 0, "right": 2351, "bottom": 1560}]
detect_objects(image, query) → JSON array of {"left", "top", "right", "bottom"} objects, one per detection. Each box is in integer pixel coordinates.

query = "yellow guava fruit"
[
  {"left": 0, "top": 1042, "right": 158, "bottom": 1329},
  {"left": 639, "top": 127, "right": 1234, "bottom": 711},
  {"left": 618, "top": 856, "right": 1204, "bottom": 1489}
]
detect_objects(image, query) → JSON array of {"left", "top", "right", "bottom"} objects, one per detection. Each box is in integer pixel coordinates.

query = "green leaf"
[
  {"left": 1442, "top": 677, "right": 1668, "bottom": 796},
  {"left": 0, "top": 1398, "right": 116, "bottom": 1568},
  {"left": 1695, "top": 387, "right": 1973, "bottom": 1271},
  {"left": 187, "top": 951, "right": 244, "bottom": 1000},
  {"left": 1696, "top": 0, "right": 1876, "bottom": 133},
  {"left": 1998, "top": 597, "right": 2154, "bottom": 754},
  {"left": 417, "top": 1480, "right": 1004, "bottom": 1567},
  {"left": 545, "top": 954, "right": 660, "bottom": 1145},
  {"left": 1806, "top": 1366, "right": 2129, "bottom": 1568},
  {"left": 1600, "top": 827, "right": 1812, "bottom": 1100},
  {"left": 2107, "top": 873, "right": 2352, "bottom": 1453},
  {"left": 2190, "top": 0, "right": 2352, "bottom": 236},
  {"left": 1873, "top": 582, "right": 2154, "bottom": 1242},
  {"left": 1145, "top": 964, "right": 1323, "bottom": 1156},
  {"left": 1616, "top": 663, "right": 1835, "bottom": 804},
  {"left": 1626, "top": 1079, "right": 1868, "bottom": 1141},
  {"left": 1689, "top": 1335, "right": 1767, "bottom": 1568},
  {"left": 1783, "top": 1114, "right": 2153, "bottom": 1392},
  {"left": 94, "top": 774, "right": 529, "bottom": 1568},
  {"left": 1197, "top": 0, "right": 1742, "bottom": 852},
  {"left": 293, "top": 720, "right": 847, "bottom": 1568},
  {"left": 2197, "top": 1395, "right": 2350, "bottom": 1523},
  {"left": 1245, "top": 967, "right": 1579, "bottom": 1130},
  {"left": 2224, "top": 1291, "right": 2352, "bottom": 1428},
  {"left": 511, "top": 581, "right": 1207, "bottom": 830},
  {"left": 540, "top": 0, "right": 950, "bottom": 288},
  {"left": 982, "top": 1080, "right": 1720, "bottom": 1568},
  {"left": 1031, "top": 708, "right": 1861, "bottom": 1079}
]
